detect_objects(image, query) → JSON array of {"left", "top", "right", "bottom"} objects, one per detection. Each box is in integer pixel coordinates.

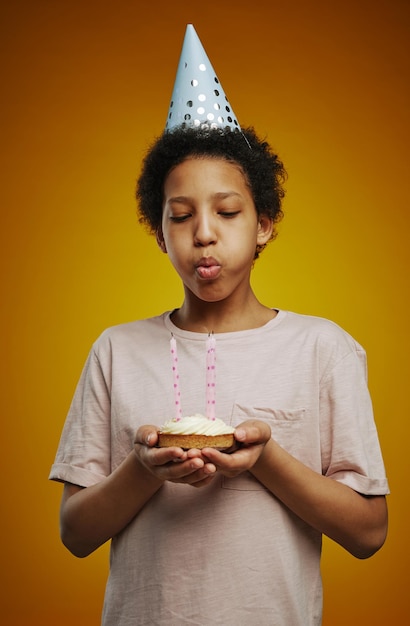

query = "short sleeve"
[
  {"left": 49, "top": 345, "right": 112, "bottom": 487},
  {"left": 319, "top": 347, "right": 389, "bottom": 495}
]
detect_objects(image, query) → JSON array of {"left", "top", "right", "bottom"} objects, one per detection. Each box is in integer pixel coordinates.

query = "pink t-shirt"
[{"left": 50, "top": 310, "right": 389, "bottom": 625}]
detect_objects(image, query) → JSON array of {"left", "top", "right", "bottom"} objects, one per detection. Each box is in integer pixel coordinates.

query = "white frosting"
[{"left": 160, "top": 413, "right": 234, "bottom": 436}]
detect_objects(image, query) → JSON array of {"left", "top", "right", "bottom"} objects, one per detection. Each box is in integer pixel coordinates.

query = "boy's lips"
[{"left": 195, "top": 257, "right": 222, "bottom": 280}]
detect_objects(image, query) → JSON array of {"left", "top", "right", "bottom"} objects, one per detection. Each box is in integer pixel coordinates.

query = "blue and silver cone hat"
[{"left": 165, "top": 24, "right": 241, "bottom": 132}]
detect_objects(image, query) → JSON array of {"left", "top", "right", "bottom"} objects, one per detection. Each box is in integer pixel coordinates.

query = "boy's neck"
[{"left": 170, "top": 292, "right": 277, "bottom": 334}]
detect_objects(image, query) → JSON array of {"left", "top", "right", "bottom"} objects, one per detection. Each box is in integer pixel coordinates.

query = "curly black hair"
[{"left": 136, "top": 125, "right": 287, "bottom": 258}]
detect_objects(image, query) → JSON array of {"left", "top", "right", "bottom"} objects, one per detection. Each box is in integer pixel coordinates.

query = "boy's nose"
[{"left": 194, "top": 215, "right": 217, "bottom": 246}]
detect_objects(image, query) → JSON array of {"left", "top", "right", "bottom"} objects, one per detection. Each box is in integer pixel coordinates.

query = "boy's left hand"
[{"left": 201, "top": 419, "right": 271, "bottom": 478}]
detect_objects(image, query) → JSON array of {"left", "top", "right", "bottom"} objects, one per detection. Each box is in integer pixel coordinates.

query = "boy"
[{"left": 50, "top": 26, "right": 388, "bottom": 625}]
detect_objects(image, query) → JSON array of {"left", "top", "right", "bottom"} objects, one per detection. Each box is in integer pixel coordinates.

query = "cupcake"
[{"left": 158, "top": 413, "right": 234, "bottom": 450}]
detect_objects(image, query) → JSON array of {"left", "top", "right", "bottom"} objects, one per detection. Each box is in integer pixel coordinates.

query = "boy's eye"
[
  {"left": 219, "top": 210, "right": 240, "bottom": 218},
  {"left": 169, "top": 214, "right": 191, "bottom": 223}
]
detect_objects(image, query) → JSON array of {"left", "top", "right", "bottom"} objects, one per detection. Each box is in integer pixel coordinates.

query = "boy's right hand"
[{"left": 134, "top": 425, "right": 217, "bottom": 488}]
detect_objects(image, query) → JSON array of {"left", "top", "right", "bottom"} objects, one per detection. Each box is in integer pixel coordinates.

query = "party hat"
[{"left": 165, "top": 24, "right": 241, "bottom": 132}]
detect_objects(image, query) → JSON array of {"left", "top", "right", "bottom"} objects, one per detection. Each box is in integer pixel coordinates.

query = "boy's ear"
[
  {"left": 156, "top": 228, "right": 167, "bottom": 253},
  {"left": 256, "top": 214, "right": 274, "bottom": 246}
]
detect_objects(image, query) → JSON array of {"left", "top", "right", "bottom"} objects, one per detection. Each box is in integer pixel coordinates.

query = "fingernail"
[{"left": 235, "top": 428, "right": 246, "bottom": 441}]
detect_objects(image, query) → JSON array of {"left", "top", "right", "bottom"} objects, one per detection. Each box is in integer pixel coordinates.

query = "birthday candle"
[
  {"left": 206, "top": 333, "right": 216, "bottom": 420},
  {"left": 170, "top": 334, "right": 182, "bottom": 420}
]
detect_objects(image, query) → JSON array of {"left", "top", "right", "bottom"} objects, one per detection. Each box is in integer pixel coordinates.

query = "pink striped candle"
[
  {"left": 206, "top": 333, "right": 216, "bottom": 420},
  {"left": 170, "top": 334, "right": 182, "bottom": 420}
]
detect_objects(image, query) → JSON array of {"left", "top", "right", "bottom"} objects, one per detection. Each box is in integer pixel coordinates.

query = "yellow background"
[{"left": 1, "top": 0, "right": 408, "bottom": 623}]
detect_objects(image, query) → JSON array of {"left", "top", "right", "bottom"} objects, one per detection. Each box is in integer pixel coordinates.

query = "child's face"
[{"left": 159, "top": 157, "right": 273, "bottom": 304}]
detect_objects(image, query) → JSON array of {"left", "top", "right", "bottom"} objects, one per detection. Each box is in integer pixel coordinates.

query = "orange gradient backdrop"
[{"left": 1, "top": 1, "right": 408, "bottom": 624}]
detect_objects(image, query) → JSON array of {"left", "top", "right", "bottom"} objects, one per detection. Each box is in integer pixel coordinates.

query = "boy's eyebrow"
[
  {"left": 213, "top": 191, "right": 242, "bottom": 200},
  {"left": 166, "top": 196, "right": 191, "bottom": 205}
]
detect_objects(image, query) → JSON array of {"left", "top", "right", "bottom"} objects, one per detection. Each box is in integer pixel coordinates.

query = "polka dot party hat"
[{"left": 165, "top": 24, "right": 241, "bottom": 132}]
